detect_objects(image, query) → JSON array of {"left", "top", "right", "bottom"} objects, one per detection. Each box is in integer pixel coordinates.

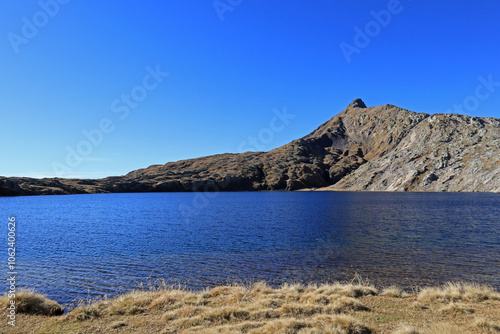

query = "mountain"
[{"left": 1, "top": 99, "right": 499, "bottom": 196}]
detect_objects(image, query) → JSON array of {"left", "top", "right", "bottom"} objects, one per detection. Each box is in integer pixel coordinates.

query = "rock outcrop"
[{"left": 1, "top": 99, "right": 499, "bottom": 196}]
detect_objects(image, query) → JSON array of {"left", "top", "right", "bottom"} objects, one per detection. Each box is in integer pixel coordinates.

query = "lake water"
[{"left": 1, "top": 191, "right": 499, "bottom": 306}]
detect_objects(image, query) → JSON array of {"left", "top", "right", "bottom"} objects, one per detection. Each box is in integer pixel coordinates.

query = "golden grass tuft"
[
  {"left": 251, "top": 281, "right": 274, "bottom": 296},
  {"left": 0, "top": 288, "right": 63, "bottom": 316},
  {"left": 247, "top": 318, "right": 310, "bottom": 334},
  {"left": 150, "top": 289, "right": 187, "bottom": 310},
  {"left": 318, "top": 283, "right": 378, "bottom": 298},
  {"left": 315, "top": 314, "right": 372, "bottom": 334},
  {"left": 381, "top": 286, "right": 409, "bottom": 298},
  {"left": 203, "top": 306, "right": 251, "bottom": 324},
  {"left": 279, "top": 303, "right": 324, "bottom": 317},
  {"left": 417, "top": 282, "right": 500, "bottom": 303},
  {"left": 72, "top": 307, "right": 100, "bottom": 321},
  {"left": 326, "top": 296, "right": 370, "bottom": 313}
]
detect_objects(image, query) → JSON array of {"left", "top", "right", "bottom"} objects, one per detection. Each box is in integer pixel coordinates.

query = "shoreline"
[{"left": 1, "top": 188, "right": 499, "bottom": 198}]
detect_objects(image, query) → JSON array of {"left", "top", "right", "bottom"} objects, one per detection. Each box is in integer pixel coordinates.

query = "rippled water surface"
[{"left": 1, "top": 192, "right": 499, "bottom": 305}]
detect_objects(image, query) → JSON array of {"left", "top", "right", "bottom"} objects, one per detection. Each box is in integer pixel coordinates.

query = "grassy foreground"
[{"left": 1, "top": 281, "right": 500, "bottom": 334}]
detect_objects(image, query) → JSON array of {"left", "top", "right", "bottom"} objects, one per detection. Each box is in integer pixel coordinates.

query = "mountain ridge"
[{"left": 1, "top": 99, "right": 499, "bottom": 196}]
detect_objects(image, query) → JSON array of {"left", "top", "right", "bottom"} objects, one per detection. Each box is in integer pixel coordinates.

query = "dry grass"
[
  {"left": 474, "top": 318, "right": 500, "bottom": 332},
  {"left": 391, "top": 323, "right": 462, "bottom": 334},
  {"left": 0, "top": 288, "right": 63, "bottom": 316},
  {"left": 392, "top": 324, "right": 421, "bottom": 334},
  {"left": 438, "top": 302, "right": 474, "bottom": 314},
  {"left": 426, "top": 323, "right": 462, "bottom": 334},
  {"left": 417, "top": 282, "right": 500, "bottom": 303},
  {"left": 1, "top": 281, "right": 499, "bottom": 333},
  {"left": 381, "top": 286, "right": 410, "bottom": 299}
]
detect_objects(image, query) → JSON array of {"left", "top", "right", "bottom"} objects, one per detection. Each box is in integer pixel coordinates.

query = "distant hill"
[{"left": 1, "top": 99, "right": 499, "bottom": 196}]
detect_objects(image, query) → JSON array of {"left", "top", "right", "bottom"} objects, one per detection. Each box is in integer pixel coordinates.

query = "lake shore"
[{"left": 2, "top": 281, "right": 499, "bottom": 334}]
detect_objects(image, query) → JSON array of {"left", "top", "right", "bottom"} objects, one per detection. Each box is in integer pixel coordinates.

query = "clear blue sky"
[{"left": 1, "top": 0, "right": 499, "bottom": 178}]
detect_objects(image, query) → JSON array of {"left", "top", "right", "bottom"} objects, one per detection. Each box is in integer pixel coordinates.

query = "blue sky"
[{"left": 1, "top": 0, "right": 499, "bottom": 178}]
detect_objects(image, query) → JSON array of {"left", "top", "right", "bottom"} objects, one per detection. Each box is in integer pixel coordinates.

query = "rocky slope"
[{"left": 1, "top": 99, "right": 499, "bottom": 196}]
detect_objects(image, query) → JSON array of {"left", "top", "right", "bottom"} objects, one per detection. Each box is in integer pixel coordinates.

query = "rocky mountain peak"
[
  {"left": 347, "top": 98, "right": 367, "bottom": 109},
  {"left": 1, "top": 100, "right": 499, "bottom": 196}
]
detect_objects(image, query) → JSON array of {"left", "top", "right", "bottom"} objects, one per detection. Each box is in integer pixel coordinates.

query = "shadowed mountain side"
[{"left": 1, "top": 99, "right": 499, "bottom": 196}]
